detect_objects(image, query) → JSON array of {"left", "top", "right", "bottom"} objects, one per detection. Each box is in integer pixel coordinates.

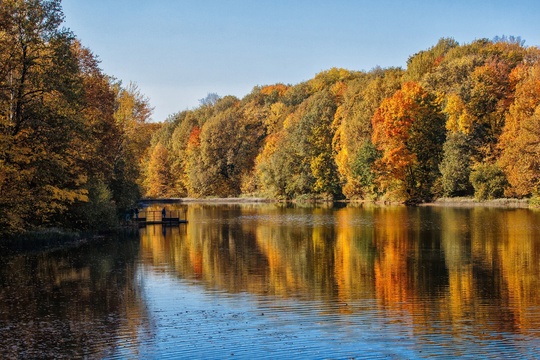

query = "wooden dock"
[{"left": 134, "top": 209, "right": 187, "bottom": 226}]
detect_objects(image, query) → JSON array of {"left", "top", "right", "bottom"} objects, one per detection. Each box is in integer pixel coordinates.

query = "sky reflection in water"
[{"left": 2, "top": 203, "right": 540, "bottom": 358}]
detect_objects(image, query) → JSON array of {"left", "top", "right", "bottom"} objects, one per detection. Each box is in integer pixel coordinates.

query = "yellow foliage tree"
[
  {"left": 144, "top": 143, "right": 173, "bottom": 198},
  {"left": 443, "top": 93, "right": 474, "bottom": 133}
]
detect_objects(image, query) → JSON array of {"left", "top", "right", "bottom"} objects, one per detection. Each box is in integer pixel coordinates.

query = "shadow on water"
[{"left": 0, "top": 230, "right": 152, "bottom": 359}]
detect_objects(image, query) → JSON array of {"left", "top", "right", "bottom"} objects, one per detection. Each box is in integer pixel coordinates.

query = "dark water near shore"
[{"left": 1, "top": 203, "right": 540, "bottom": 359}]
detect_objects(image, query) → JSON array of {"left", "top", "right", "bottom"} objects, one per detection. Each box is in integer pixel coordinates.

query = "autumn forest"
[
  {"left": 143, "top": 35, "right": 540, "bottom": 205},
  {"left": 2, "top": 0, "right": 540, "bottom": 235}
]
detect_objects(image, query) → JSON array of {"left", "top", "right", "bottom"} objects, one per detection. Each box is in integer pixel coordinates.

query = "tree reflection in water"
[
  {"left": 2, "top": 203, "right": 540, "bottom": 358},
  {"left": 0, "top": 233, "right": 152, "bottom": 359},
  {"left": 140, "top": 204, "right": 540, "bottom": 344}
]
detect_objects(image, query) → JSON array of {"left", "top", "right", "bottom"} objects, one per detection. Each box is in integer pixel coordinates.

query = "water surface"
[{"left": 1, "top": 203, "right": 540, "bottom": 358}]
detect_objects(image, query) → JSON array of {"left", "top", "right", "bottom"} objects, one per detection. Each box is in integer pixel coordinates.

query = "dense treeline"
[
  {"left": 143, "top": 37, "right": 540, "bottom": 204},
  {"left": 0, "top": 0, "right": 157, "bottom": 235},
  {"left": 3, "top": 1, "right": 540, "bottom": 236}
]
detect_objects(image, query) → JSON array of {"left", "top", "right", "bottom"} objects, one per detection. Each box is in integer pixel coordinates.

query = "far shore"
[
  {"left": 140, "top": 197, "right": 275, "bottom": 204},
  {"left": 140, "top": 197, "right": 534, "bottom": 208},
  {"left": 420, "top": 197, "right": 531, "bottom": 208}
]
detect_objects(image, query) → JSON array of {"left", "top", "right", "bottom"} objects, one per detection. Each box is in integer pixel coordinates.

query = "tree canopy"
[
  {"left": 0, "top": 0, "right": 155, "bottom": 235},
  {"left": 2, "top": 1, "right": 540, "bottom": 236},
  {"left": 141, "top": 37, "right": 539, "bottom": 204}
]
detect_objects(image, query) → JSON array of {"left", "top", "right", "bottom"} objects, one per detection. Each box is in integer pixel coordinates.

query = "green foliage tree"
[
  {"left": 469, "top": 163, "right": 508, "bottom": 200},
  {"left": 352, "top": 140, "right": 381, "bottom": 196},
  {"left": 438, "top": 132, "right": 475, "bottom": 197},
  {"left": 70, "top": 179, "right": 117, "bottom": 230},
  {"left": 198, "top": 105, "right": 243, "bottom": 196},
  {"left": 175, "top": 93, "right": 267, "bottom": 198}
]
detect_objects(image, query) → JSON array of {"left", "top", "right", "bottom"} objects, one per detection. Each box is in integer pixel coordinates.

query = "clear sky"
[{"left": 62, "top": 0, "right": 540, "bottom": 122}]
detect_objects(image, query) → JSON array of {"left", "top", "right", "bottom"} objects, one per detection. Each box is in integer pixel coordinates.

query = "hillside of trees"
[
  {"left": 143, "top": 37, "right": 540, "bottom": 205},
  {"left": 2, "top": 1, "right": 540, "bottom": 236}
]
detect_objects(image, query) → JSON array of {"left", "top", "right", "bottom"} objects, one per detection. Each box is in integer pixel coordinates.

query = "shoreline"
[
  {"left": 140, "top": 197, "right": 533, "bottom": 208},
  {"left": 140, "top": 197, "right": 276, "bottom": 204},
  {"left": 420, "top": 197, "right": 530, "bottom": 208},
  {"left": 0, "top": 228, "right": 138, "bottom": 256},
  {"left": 2, "top": 197, "right": 533, "bottom": 255}
]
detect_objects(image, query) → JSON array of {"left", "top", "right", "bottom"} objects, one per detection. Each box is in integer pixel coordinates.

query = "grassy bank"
[{"left": 421, "top": 197, "right": 531, "bottom": 208}]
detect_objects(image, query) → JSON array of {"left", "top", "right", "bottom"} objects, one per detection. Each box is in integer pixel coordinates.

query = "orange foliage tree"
[
  {"left": 498, "top": 62, "right": 540, "bottom": 197},
  {"left": 372, "top": 82, "right": 445, "bottom": 202}
]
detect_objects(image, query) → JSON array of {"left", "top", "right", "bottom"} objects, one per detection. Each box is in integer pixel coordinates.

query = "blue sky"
[{"left": 62, "top": 0, "right": 540, "bottom": 122}]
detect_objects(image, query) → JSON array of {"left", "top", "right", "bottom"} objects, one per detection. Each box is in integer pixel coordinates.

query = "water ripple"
[{"left": 99, "top": 270, "right": 540, "bottom": 359}]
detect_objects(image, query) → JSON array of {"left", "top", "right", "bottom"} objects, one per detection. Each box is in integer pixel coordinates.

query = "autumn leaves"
[
  {"left": 0, "top": 1, "right": 155, "bottom": 234},
  {"left": 143, "top": 39, "right": 540, "bottom": 205},
  {"left": 3, "top": 1, "right": 540, "bottom": 237}
]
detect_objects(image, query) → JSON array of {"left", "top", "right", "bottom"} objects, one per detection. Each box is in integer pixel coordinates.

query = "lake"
[{"left": 1, "top": 203, "right": 540, "bottom": 359}]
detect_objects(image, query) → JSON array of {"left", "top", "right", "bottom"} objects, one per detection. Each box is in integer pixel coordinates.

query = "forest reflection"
[
  {"left": 0, "top": 235, "right": 151, "bottom": 359},
  {"left": 140, "top": 204, "right": 540, "bottom": 339}
]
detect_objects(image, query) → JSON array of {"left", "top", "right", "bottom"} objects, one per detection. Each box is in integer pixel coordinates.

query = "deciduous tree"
[
  {"left": 372, "top": 82, "right": 445, "bottom": 202},
  {"left": 0, "top": 0, "right": 87, "bottom": 232},
  {"left": 498, "top": 62, "right": 540, "bottom": 197}
]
